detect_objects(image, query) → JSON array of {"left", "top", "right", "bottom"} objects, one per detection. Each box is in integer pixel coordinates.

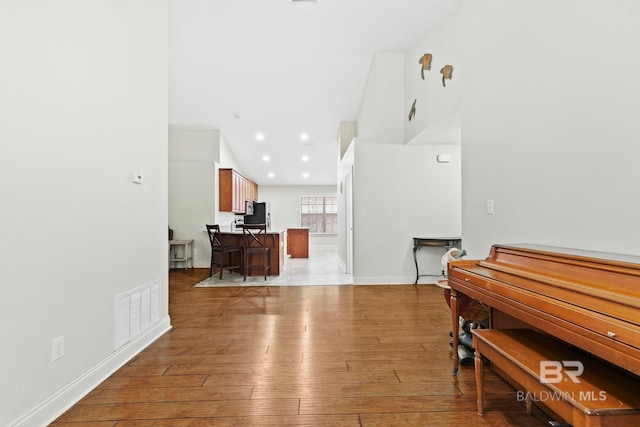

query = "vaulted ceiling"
[{"left": 169, "top": 0, "right": 458, "bottom": 185}]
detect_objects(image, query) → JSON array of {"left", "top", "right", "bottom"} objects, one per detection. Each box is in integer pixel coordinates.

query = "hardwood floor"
[{"left": 51, "top": 269, "right": 550, "bottom": 426}]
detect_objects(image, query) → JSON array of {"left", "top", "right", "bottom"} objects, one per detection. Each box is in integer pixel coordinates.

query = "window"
[{"left": 300, "top": 195, "right": 337, "bottom": 233}]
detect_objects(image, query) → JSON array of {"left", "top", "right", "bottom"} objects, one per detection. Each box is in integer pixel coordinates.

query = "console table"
[
  {"left": 412, "top": 237, "right": 461, "bottom": 284},
  {"left": 169, "top": 239, "right": 194, "bottom": 269}
]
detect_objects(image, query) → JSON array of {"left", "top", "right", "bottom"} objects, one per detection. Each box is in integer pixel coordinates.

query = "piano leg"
[
  {"left": 474, "top": 344, "right": 485, "bottom": 416},
  {"left": 450, "top": 289, "right": 460, "bottom": 374}
]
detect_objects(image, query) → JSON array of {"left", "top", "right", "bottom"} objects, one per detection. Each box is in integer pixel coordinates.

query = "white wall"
[
  {"left": 219, "top": 132, "right": 244, "bottom": 173},
  {"left": 168, "top": 130, "right": 251, "bottom": 268},
  {"left": 258, "top": 185, "right": 338, "bottom": 248},
  {"left": 404, "top": 6, "right": 463, "bottom": 145},
  {"left": 338, "top": 121, "right": 357, "bottom": 160},
  {"left": 0, "top": 2, "right": 168, "bottom": 425},
  {"left": 356, "top": 53, "right": 406, "bottom": 144},
  {"left": 432, "top": 0, "right": 640, "bottom": 258},
  {"left": 216, "top": 132, "right": 247, "bottom": 231},
  {"left": 346, "top": 39, "right": 463, "bottom": 283},
  {"left": 351, "top": 142, "right": 461, "bottom": 283},
  {"left": 168, "top": 129, "right": 220, "bottom": 268}
]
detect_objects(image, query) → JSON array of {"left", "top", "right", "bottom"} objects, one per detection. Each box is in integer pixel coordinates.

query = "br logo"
[{"left": 540, "top": 361, "right": 584, "bottom": 384}]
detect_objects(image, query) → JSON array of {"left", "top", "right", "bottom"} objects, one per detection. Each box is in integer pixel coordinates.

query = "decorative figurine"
[
  {"left": 418, "top": 53, "right": 432, "bottom": 79},
  {"left": 440, "top": 65, "right": 453, "bottom": 87},
  {"left": 408, "top": 99, "right": 417, "bottom": 121}
]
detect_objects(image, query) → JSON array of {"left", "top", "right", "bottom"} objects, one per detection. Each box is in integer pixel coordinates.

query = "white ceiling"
[{"left": 168, "top": 0, "right": 457, "bottom": 186}]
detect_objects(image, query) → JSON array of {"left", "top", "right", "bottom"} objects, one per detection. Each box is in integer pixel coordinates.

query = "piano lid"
[{"left": 494, "top": 243, "right": 640, "bottom": 267}]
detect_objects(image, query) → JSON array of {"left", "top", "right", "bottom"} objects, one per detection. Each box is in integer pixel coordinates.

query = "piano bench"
[{"left": 472, "top": 329, "right": 640, "bottom": 427}]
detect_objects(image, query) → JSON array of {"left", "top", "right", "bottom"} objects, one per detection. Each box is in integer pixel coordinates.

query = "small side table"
[
  {"left": 169, "top": 239, "right": 194, "bottom": 269},
  {"left": 413, "top": 237, "right": 461, "bottom": 284}
]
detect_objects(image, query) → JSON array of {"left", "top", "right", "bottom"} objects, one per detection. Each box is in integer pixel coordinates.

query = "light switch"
[{"left": 486, "top": 199, "right": 494, "bottom": 214}]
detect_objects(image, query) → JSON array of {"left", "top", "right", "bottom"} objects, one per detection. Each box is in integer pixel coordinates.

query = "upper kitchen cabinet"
[{"left": 219, "top": 168, "right": 258, "bottom": 213}]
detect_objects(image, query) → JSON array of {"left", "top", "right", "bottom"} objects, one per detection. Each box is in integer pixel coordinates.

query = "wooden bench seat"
[{"left": 472, "top": 329, "right": 640, "bottom": 427}]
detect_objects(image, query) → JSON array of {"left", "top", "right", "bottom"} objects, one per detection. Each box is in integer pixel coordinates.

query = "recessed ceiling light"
[
  {"left": 262, "top": 155, "right": 270, "bottom": 162},
  {"left": 300, "top": 133, "right": 314, "bottom": 146},
  {"left": 302, "top": 172, "right": 309, "bottom": 178},
  {"left": 268, "top": 172, "right": 275, "bottom": 178},
  {"left": 256, "top": 132, "right": 264, "bottom": 141},
  {"left": 301, "top": 155, "right": 309, "bottom": 162}
]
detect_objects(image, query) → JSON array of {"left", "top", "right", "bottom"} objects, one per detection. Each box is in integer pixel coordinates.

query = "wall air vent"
[{"left": 114, "top": 280, "right": 161, "bottom": 349}]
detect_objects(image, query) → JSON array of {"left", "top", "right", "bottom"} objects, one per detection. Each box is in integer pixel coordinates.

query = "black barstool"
[
  {"left": 206, "top": 224, "right": 243, "bottom": 279},
  {"left": 242, "top": 224, "right": 271, "bottom": 280}
]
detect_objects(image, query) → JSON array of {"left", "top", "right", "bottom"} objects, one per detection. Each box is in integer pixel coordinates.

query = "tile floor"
[{"left": 195, "top": 247, "right": 354, "bottom": 287}]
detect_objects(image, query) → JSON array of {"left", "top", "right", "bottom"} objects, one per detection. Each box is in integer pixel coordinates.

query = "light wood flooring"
[{"left": 51, "top": 268, "right": 550, "bottom": 426}]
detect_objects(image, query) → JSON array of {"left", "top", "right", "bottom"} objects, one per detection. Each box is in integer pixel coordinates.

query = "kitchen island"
[
  {"left": 219, "top": 230, "right": 285, "bottom": 276},
  {"left": 286, "top": 228, "right": 309, "bottom": 258}
]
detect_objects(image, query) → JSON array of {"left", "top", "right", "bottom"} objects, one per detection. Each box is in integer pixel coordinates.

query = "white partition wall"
[
  {"left": 168, "top": 129, "right": 220, "bottom": 268},
  {"left": 341, "top": 142, "right": 461, "bottom": 284},
  {"left": 0, "top": 2, "right": 169, "bottom": 425}
]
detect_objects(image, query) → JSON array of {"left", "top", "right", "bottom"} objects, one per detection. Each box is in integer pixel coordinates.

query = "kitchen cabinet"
[
  {"left": 219, "top": 168, "right": 258, "bottom": 213},
  {"left": 287, "top": 228, "right": 309, "bottom": 258}
]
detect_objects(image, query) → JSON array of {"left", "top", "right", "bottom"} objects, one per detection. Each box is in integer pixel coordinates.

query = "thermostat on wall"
[{"left": 133, "top": 173, "right": 144, "bottom": 184}]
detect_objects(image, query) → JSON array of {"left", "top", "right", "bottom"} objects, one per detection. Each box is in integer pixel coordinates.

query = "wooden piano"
[{"left": 448, "top": 244, "right": 640, "bottom": 426}]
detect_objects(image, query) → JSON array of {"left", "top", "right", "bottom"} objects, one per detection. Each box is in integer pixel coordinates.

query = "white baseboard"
[{"left": 11, "top": 316, "right": 172, "bottom": 427}]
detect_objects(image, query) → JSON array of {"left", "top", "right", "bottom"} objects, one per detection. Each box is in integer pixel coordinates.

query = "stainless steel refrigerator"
[{"left": 244, "top": 202, "right": 271, "bottom": 230}]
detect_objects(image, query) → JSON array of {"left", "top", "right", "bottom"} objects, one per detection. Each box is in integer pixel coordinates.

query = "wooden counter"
[
  {"left": 287, "top": 228, "right": 309, "bottom": 258},
  {"left": 219, "top": 231, "right": 284, "bottom": 276}
]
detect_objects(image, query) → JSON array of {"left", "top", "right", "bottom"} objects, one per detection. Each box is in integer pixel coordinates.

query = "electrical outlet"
[
  {"left": 52, "top": 336, "right": 64, "bottom": 361},
  {"left": 193, "top": 248, "right": 198, "bottom": 255}
]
